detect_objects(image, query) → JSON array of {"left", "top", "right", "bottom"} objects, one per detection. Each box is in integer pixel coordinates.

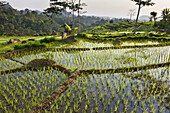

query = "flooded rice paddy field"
[
  {"left": 11, "top": 46, "right": 170, "bottom": 70},
  {"left": 0, "top": 70, "right": 67, "bottom": 112},
  {"left": 56, "top": 40, "right": 160, "bottom": 48},
  {"left": 0, "top": 40, "right": 169, "bottom": 113},
  {"left": 46, "top": 68, "right": 169, "bottom": 113}
]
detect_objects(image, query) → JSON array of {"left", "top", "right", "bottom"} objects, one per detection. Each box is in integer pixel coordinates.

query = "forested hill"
[
  {"left": 0, "top": 6, "right": 129, "bottom": 36},
  {"left": 0, "top": 7, "right": 102, "bottom": 36}
]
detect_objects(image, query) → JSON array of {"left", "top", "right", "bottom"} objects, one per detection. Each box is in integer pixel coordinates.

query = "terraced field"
[{"left": 0, "top": 38, "right": 169, "bottom": 113}]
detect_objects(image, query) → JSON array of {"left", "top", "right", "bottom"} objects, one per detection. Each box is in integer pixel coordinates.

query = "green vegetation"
[
  {"left": 0, "top": 36, "right": 52, "bottom": 53},
  {"left": 14, "top": 41, "right": 47, "bottom": 50},
  {"left": 40, "top": 37, "right": 56, "bottom": 43},
  {"left": 0, "top": 1, "right": 170, "bottom": 113},
  {"left": 0, "top": 41, "right": 169, "bottom": 112},
  {"left": 77, "top": 32, "right": 170, "bottom": 42},
  {"left": 131, "top": 0, "right": 155, "bottom": 34},
  {"left": 82, "top": 21, "right": 157, "bottom": 33},
  {"left": 0, "top": 7, "right": 105, "bottom": 36},
  {"left": 0, "top": 36, "right": 79, "bottom": 53}
]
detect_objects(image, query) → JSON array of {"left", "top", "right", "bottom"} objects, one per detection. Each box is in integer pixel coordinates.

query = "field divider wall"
[
  {"left": 29, "top": 70, "right": 81, "bottom": 113},
  {"left": 79, "top": 62, "right": 170, "bottom": 74},
  {"left": 3, "top": 56, "right": 26, "bottom": 65},
  {"left": 1, "top": 62, "right": 169, "bottom": 76},
  {"left": 0, "top": 64, "right": 72, "bottom": 75},
  {"left": 27, "top": 62, "right": 170, "bottom": 113},
  {"left": 92, "top": 43, "right": 170, "bottom": 50}
]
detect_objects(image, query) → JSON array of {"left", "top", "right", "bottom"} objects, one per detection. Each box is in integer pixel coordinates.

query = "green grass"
[
  {"left": 0, "top": 36, "right": 53, "bottom": 43},
  {"left": 0, "top": 36, "right": 62, "bottom": 53}
]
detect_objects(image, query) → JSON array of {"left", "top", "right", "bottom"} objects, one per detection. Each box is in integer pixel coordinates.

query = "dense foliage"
[
  {"left": 0, "top": 8, "right": 54, "bottom": 36},
  {"left": 0, "top": 7, "right": 104, "bottom": 36},
  {"left": 14, "top": 41, "right": 47, "bottom": 50}
]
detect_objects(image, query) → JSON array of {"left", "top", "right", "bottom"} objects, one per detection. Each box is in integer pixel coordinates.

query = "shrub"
[
  {"left": 40, "top": 37, "right": 56, "bottom": 43},
  {"left": 77, "top": 33, "right": 89, "bottom": 38},
  {"left": 6, "top": 49, "right": 14, "bottom": 52},
  {"left": 14, "top": 41, "right": 47, "bottom": 50}
]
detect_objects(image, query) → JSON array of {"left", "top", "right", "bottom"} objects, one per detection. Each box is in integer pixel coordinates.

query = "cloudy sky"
[{"left": 6, "top": 0, "right": 170, "bottom": 18}]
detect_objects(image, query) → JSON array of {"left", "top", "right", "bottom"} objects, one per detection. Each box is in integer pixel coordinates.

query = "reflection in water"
[
  {"left": 12, "top": 46, "right": 170, "bottom": 71},
  {"left": 65, "top": 40, "right": 113, "bottom": 48},
  {"left": 122, "top": 41, "right": 159, "bottom": 46},
  {"left": 62, "top": 39, "right": 160, "bottom": 48}
]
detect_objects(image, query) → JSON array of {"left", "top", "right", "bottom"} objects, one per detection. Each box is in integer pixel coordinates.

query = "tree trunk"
[
  {"left": 134, "top": 4, "right": 141, "bottom": 34},
  {"left": 154, "top": 18, "right": 156, "bottom": 26},
  {"left": 72, "top": 0, "right": 75, "bottom": 28},
  {"left": 64, "top": 8, "right": 66, "bottom": 23},
  {"left": 78, "top": 0, "right": 81, "bottom": 32},
  {"left": 72, "top": 10, "right": 74, "bottom": 28}
]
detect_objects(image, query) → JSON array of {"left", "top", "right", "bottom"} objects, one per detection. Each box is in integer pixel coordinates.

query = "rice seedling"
[
  {"left": 47, "top": 64, "right": 169, "bottom": 112},
  {"left": 0, "top": 38, "right": 169, "bottom": 113},
  {"left": 0, "top": 70, "right": 68, "bottom": 112}
]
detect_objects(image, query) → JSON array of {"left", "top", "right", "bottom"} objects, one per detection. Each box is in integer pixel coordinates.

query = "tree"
[
  {"left": 44, "top": 0, "right": 84, "bottom": 35},
  {"left": 149, "top": 17, "right": 152, "bottom": 22},
  {"left": 68, "top": 0, "right": 77, "bottom": 28},
  {"left": 44, "top": 0, "right": 69, "bottom": 36},
  {"left": 150, "top": 11, "right": 157, "bottom": 26},
  {"left": 109, "top": 20, "right": 114, "bottom": 24},
  {"left": 162, "top": 8, "right": 170, "bottom": 24},
  {"left": 161, "top": 8, "right": 170, "bottom": 34},
  {"left": 44, "top": 0, "right": 66, "bottom": 15},
  {"left": 127, "top": 9, "right": 136, "bottom": 20},
  {"left": 77, "top": 0, "right": 87, "bottom": 31},
  {"left": 131, "top": 0, "right": 155, "bottom": 34}
]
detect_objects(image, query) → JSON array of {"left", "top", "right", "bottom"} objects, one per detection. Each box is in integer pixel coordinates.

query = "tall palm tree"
[{"left": 131, "top": 0, "right": 155, "bottom": 34}]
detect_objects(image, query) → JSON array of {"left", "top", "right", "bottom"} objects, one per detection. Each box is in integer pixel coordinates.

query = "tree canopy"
[{"left": 131, "top": 0, "right": 155, "bottom": 33}]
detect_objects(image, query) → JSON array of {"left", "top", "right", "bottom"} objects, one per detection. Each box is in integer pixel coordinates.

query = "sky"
[{"left": 5, "top": 0, "right": 170, "bottom": 18}]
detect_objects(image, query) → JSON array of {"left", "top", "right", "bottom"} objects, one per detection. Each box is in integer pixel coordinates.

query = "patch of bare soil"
[{"left": 27, "top": 58, "right": 56, "bottom": 67}]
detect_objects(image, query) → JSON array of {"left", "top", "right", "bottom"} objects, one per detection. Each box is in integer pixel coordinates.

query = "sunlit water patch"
[
  {"left": 68, "top": 40, "right": 113, "bottom": 48},
  {"left": 63, "top": 40, "right": 160, "bottom": 48},
  {"left": 122, "top": 41, "right": 159, "bottom": 46}
]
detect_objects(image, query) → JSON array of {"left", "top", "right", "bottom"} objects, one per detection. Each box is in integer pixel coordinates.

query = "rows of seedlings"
[
  {"left": 11, "top": 46, "right": 169, "bottom": 71},
  {"left": 0, "top": 68, "right": 68, "bottom": 113},
  {"left": 0, "top": 43, "right": 169, "bottom": 113},
  {"left": 67, "top": 40, "right": 114, "bottom": 48},
  {"left": 0, "top": 59, "right": 23, "bottom": 71},
  {"left": 45, "top": 67, "right": 170, "bottom": 113},
  {"left": 67, "top": 39, "right": 160, "bottom": 48}
]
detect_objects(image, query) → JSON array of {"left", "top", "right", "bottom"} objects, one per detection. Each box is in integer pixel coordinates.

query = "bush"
[
  {"left": 40, "top": 37, "right": 56, "bottom": 43},
  {"left": 101, "top": 33, "right": 127, "bottom": 38},
  {"left": 14, "top": 41, "right": 47, "bottom": 50},
  {"left": 77, "top": 33, "right": 89, "bottom": 38},
  {"left": 6, "top": 49, "right": 14, "bottom": 52}
]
